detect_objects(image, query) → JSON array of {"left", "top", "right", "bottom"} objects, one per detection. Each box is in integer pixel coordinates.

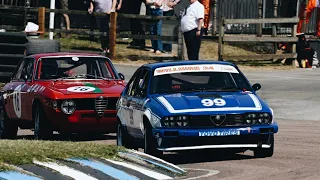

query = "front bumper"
[
  {"left": 46, "top": 109, "right": 117, "bottom": 133},
  {"left": 152, "top": 123, "right": 278, "bottom": 151}
]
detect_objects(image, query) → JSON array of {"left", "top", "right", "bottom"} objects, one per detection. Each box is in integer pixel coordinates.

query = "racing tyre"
[
  {"left": 33, "top": 104, "right": 53, "bottom": 140},
  {"left": 254, "top": 134, "right": 274, "bottom": 158},
  {"left": 144, "top": 125, "right": 162, "bottom": 157},
  {"left": 117, "top": 123, "right": 127, "bottom": 147},
  {"left": 117, "top": 122, "right": 138, "bottom": 150},
  {"left": 0, "top": 106, "right": 18, "bottom": 139},
  {"left": 26, "top": 39, "right": 60, "bottom": 55}
]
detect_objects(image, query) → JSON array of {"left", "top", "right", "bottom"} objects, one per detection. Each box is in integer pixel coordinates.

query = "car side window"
[
  {"left": 129, "top": 69, "right": 149, "bottom": 97},
  {"left": 136, "top": 70, "right": 150, "bottom": 97},
  {"left": 126, "top": 70, "right": 142, "bottom": 96},
  {"left": 12, "top": 59, "right": 26, "bottom": 81},
  {"left": 22, "top": 58, "right": 35, "bottom": 80}
]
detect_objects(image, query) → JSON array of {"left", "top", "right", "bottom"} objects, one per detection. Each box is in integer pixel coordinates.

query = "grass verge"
[{"left": 0, "top": 140, "right": 122, "bottom": 165}]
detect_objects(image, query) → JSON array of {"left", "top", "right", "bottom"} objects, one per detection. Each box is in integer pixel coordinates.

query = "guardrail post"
[
  {"left": 218, "top": 17, "right": 224, "bottom": 61},
  {"left": 291, "top": 24, "right": 297, "bottom": 67},
  {"left": 211, "top": 0, "right": 217, "bottom": 36},
  {"left": 272, "top": 0, "right": 278, "bottom": 54},
  {"left": 38, "top": 7, "right": 45, "bottom": 38},
  {"left": 109, "top": 12, "right": 117, "bottom": 60},
  {"left": 177, "top": 25, "right": 185, "bottom": 60},
  {"left": 257, "top": 0, "right": 262, "bottom": 37}
]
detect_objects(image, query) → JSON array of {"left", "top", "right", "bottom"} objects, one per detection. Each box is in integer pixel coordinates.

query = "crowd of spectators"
[{"left": 56, "top": 0, "right": 208, "bottom": 58}]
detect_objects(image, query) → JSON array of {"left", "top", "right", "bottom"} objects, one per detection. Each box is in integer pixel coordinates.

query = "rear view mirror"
[
  {"left": 118, "top": 73, "right": 125, "bottom": 80},
  {"left": 252, "top": 83, "right": 261, "bottom": 91}
]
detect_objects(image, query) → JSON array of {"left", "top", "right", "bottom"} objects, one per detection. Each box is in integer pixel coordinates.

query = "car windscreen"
[
  {"left": 151, "top": 65, "right": 252, "bottom": 94},
  {"left": 35, "top": 56, "right": 117, "bottom": 80}
]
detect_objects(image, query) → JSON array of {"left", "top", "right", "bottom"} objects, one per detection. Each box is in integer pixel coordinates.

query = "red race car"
[{"left": 0, "top": 53, "right": 126, "bottom": 139}]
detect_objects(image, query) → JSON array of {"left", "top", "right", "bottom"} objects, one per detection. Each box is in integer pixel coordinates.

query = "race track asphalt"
[{"left": 17, "top": 65, "right": 320, "bottom": 180}]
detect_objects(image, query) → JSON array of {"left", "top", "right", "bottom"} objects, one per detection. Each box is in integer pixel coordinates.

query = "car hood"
[
  {"left": 49, "top": 80, "right": 125, "bottom": 95},
  {"left": 153, "top": 92, "right": 267, "bottom": 114}
]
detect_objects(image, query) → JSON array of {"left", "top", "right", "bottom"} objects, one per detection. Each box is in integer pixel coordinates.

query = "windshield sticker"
[
  {"left": 154, "top": 64, "right": 239, "bottom": 76},
  {"left": 67, "top": 86, "right": 96, "bottom": 93},
  {"left": 201, "top": 98, "right": 226, "bottom": 107}
]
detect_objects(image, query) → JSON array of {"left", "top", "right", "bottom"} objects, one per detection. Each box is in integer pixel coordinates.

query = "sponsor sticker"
[
  {"left": 67, "top": 86, "right": 96, "bottom": 93},
  {"left": 199, "top": 130, "right": 240, "bottom": 137},
  {"left": 154, "top": 64, "right": 239, "bottom": 76}
]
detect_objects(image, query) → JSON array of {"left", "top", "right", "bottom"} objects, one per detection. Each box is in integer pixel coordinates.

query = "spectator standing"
[
  {"left": 180, "top": 0, "right": 204, "bottom": 60},
  {"left": 146, "top": 0, "right": 164, "bottom": 55},
  {"left": 56, "top": 0, "right": 71, "bottom": 38},
  {"left": 88, "top": 0, "right": 117, "bottom": 53},
  {"left": 120, "top": 0, "right": 146, "bottom": 49},
  {"left": 162, "top": 0, "right": 180, "bottom": 53}
]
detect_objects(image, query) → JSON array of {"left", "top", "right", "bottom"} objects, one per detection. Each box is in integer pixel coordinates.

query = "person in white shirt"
[
  {"left": 180, "top": 0, "right": 204, "bottom": 60},
  {"left": 146, "top": 0, "right": 164, "bottom": 55},
  {"left": 162, "top": 0, "right": 180, "bottom": 53}
]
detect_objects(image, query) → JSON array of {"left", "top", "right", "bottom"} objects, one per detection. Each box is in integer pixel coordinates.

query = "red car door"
[
  {"left": 5, "top": 58, "right": 34, "bottom": 120},
  {"left": 4, "top": 59, "right": 26, "bottom": 119}
]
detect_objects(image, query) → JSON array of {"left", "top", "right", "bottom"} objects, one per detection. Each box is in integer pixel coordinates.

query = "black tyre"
[
  {"left": 0, "top": 105, "right": 18, "bottom": 139},
  {"left": 116, "top": 122, "right": 138, "bottom": 150},
  {"left": 116, "top": 122, "right": 127, "bottom": 147},
  {"left": 144, "top": 125, "right": 162, "bottom": 157},
  {"left": 33, "top": 104, "right": 53, "bottom": 140},
  {"left": 254, "top": 134, "right": 274, "bottom": 158},
  {"left": 26, "top": 39, "right": 60, "bottom": 55}
]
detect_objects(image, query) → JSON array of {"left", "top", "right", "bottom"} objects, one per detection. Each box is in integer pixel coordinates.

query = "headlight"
[
  {"left": 245, "top": 113, "right": 271, "bottom": 125},
  {"left": 162, "top": 116, "right": 188, "bottom": 127},
  {"left": 61, "top": 100, "right": 76, "bottom": 115}
]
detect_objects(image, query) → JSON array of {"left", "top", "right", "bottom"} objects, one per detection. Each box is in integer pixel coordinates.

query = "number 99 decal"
[{"left": 201, "top": 98, "right": 226, "bottom": 107}]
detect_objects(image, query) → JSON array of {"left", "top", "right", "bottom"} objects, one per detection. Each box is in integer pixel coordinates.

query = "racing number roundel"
[
  {"left": 13, "top": 84, "right": 23, "bottom": 118},
  {"left": 201, "top": 98, "right": 226, "bottom": 107},
  {"left": 67, "top": 86, "right": 95, "bottom": 93}
]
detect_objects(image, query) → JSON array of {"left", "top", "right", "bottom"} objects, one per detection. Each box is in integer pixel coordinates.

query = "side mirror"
[
  {"left": 22, "top": 74, "right": 29, "bottom": 82},
  {"left": 252, "top": 83, "right": 261, "bottom": 91},
  {"left": 118, "top": 73, "right": 125, "bottom": 80}
]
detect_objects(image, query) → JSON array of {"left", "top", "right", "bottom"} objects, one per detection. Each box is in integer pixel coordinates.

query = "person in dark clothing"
[
  {"left": 296, "top": 33, "right": 308, "bottom": 67},
  {"left": 120, "top": 0, "right": 146, "bottom": 48}
]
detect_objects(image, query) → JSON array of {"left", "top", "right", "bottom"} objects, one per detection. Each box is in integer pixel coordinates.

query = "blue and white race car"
[{"left": 116, "top": 60, "right": 278, "bottom": 158}]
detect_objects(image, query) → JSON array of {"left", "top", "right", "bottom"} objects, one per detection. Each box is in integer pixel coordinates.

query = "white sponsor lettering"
[
  {"left": 154, "top": 64, "right": 239, "bottom": 76},
  {"left": 199, "top": 130, "right": 240, "bottom": 136},
  {"left": 13, "top": 84, "right": 23, "bottom": 118},
  {"left": 201, "top": 98, "right": 226, "bottom": 107},
  {"left": 67, "top": 86, "right": 95, "bottom": 92}
]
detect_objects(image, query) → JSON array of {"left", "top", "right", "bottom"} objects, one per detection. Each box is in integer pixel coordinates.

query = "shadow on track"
[{"left": 161, "top": 149, "right": 256, "bottom": 165}]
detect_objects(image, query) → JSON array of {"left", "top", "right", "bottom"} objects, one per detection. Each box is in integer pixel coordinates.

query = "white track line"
[
  {"left": 105, "top": 159, "right": 173, "bottom": 180},
  {"left": 33, "top": 160, "right": 97, "bottom": 180},
  {"left": 181, "top": 168, "right": 220, "bottom": 180}
]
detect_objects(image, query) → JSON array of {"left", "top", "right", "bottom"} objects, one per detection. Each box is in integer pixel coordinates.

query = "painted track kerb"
[
  {"left": 105, "top": 158, "right": 173, "bottom": 180},
  {"left": 33, "top": 160, "right": 98, "bottom": 180},
  {"left": 127, "top": 150, "right": 186, "bottom": 173}
]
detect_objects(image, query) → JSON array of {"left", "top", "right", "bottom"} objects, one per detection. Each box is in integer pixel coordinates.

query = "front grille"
[
  {"left": 95, "top": 97, "right": 108, "bottom": 116},
  {"left": 59, "top": 97, "right": 119, "bottom": 111},
  {"left": 189, "top": 114, "right": 245, "bottom": 127}
]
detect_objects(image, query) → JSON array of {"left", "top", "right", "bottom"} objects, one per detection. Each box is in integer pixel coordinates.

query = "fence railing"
[
  {"left": 0, "top": 5, "right": 184, "bottom": 60},
  {"left": 218, "top": 17, "right": 299, "bottom": 61}
]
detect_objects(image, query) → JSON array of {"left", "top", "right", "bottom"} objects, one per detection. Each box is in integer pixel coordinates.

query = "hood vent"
[{"left": 95, "top": 96, "right": 108, "bottom": 116}]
